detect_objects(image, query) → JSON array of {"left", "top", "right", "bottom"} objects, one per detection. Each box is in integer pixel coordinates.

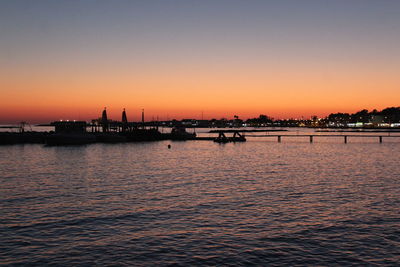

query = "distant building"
[
  {"left": 53, "top": 121, "right": 87, "bottom": 133},
  {"left": 181, "top": 119, "right": 197, "bottom": 126},
  {"left": 370, "top": 115, "right": 384, "bottom": 126}
]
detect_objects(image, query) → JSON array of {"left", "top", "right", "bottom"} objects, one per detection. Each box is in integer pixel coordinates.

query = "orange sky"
[
  {"left": 2, "top": 56, "right": 399, "bottom": 123},
  {"left": 1, "top": 1, "right": 399, "bottom": 123},
  {"left": 2, "top": 70, "right": 399, "bottom": 123}
]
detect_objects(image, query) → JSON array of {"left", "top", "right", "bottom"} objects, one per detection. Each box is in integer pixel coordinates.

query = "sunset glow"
[{"left": 1, "top": 0, "right": 400, "bottom": 123}]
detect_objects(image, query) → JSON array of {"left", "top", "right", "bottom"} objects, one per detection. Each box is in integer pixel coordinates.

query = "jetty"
[
  {"left": 202, "top": 130, "right": 400, "bottom": 143},
  {"left": 245, "top": 134, "right": 399, "bottom": 143},
  {"left": 1, "top": 110, "right": 400, "bottom": 145}
]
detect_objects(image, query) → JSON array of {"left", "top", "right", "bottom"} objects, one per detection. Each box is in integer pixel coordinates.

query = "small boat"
[{"left": 169, "top": 126, "right": 196, "bottom": 140}]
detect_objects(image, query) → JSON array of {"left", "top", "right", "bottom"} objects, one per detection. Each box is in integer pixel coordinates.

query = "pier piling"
[
  {"left": 278, "top": 136, "right": 281, "bottom": 143},
  {"left": 344, "top": 136, "right": 347, "bottom": 144},
  {"left": 379, "top": 136, "right": 383, "bottom": 143},
  {"left": 309, "top": 135, "right": 313, "bottom": 143}
]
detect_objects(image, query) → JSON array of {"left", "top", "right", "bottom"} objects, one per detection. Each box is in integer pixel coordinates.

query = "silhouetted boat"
[{"left": 169, "top": 126, "right": 196, "bottom": 140}]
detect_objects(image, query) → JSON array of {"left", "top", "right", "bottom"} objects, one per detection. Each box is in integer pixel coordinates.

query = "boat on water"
[{"left": 169, "top": 126, "right": 196, "bottom": 140}]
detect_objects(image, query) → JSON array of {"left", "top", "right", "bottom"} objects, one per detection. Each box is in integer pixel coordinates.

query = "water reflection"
[{"left": 1, "top": 140, "right": 399, "bottom": 265}]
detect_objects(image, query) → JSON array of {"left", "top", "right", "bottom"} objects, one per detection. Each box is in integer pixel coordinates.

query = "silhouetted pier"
[
  {"left": 208, "top": 129, "right": 287, "bottom": 133},
  {"left": 213, "top": 131, "right": 246, "bottom": 143},
  {"left": 2, "top": 109, "right": 400, "bottom": 145},
  {"left": 199, "top": 130, "right": 400, "bottom": 143},
  {"left": 244, "top": 134, "right": 399, "bottom": 143}
]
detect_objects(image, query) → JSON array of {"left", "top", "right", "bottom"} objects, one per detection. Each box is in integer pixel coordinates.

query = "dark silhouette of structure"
[
  {"left": 3, "top": 106, "right": 400, "bottom": 145},
  {"left": 102, "top": 107, "right": 108, "bottom": 132},
  {"left": 214, "top": 131, "right": 246, "bottom": 143},
  {"left": 141, "top": 109, "right": 145, "bottom": 129},
  {"left": 122, "top": 108, "right": 128, "bottom": 132},
  {"left": 54, "top": 121, "right": 86, "bottom": 133},
  {"left": 122, "top": 108, "right": 128, "bottom": 123}
]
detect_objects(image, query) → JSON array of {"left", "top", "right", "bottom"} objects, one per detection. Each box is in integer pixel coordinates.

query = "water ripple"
[{"left": 1, "top": 141, "right": 400, "bottom": 266}]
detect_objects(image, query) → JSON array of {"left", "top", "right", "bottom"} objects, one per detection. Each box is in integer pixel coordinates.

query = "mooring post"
[
  {"left": 344, "top": 136, "right": 347, "bottom": 144},
  {"left": 310, "top": 135, "right": 313, "bottom": 143},
  {"left": 278, "top": 136, "right": 281, "bottom": 143},
  {"left": 379, "top": 136, "right": 383, "bottom": 143}
]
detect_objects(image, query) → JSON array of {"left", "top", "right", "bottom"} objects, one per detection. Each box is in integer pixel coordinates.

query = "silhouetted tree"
[
  {"left": 350, "top": 109, "right": 370, "bottom": 123},
  {"left": 328, "top": 112, "right": 350, "bottom": 125},
  {"left": 381, "top": 107, "right": 400, "bottom": 123}
]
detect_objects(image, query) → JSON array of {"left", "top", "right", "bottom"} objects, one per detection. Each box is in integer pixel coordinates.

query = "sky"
[{"left": 1, "top": 0, "right": 400, "bottom": 123}]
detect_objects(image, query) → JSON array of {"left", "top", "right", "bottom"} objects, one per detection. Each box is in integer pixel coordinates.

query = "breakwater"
[{"left": 0, "top": 130, "right": 166, "bottom": 145}]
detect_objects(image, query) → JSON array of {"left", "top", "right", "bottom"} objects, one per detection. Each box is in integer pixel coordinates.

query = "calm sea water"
[{"left": 1, "top": 135, "right": 399, "bottom": 266}]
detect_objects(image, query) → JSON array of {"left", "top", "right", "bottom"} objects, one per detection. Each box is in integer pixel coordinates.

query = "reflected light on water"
[{"left": 1, "top": 139, "right": 399, "bottom": 265}]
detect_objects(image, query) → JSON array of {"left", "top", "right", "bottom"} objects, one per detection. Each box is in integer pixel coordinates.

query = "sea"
[{"left": 1, "top": 128, "right": 399, "bottom": 266}]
